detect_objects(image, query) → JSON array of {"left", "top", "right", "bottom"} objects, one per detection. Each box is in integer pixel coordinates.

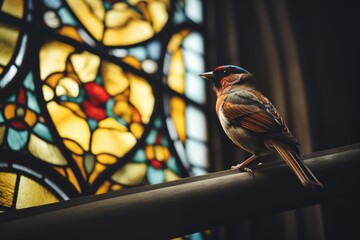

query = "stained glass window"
[{"left": 0, "top": 0, "right": 209, "bottom": 223}]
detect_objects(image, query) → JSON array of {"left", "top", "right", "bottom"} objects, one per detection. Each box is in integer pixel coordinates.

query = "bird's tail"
[{"left": 274, "top": 145, "right": 323, "bottom": 188}]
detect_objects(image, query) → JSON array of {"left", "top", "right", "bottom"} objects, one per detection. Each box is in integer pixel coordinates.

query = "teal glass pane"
[
  {"left": 147, "top": 166, "right": 165, "bottom": 184},
  {"left": 7, "top": 128, "right": 28, "bottom": 151}
]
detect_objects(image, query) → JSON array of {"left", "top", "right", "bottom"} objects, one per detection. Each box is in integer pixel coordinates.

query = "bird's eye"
[{"left": 223, "top": 69, "right": 228, "bottom": 75}]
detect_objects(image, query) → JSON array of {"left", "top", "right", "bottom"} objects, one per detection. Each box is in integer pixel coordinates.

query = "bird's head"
[{"left": 200, "top": 65, "right": 256, "bottom": 95}]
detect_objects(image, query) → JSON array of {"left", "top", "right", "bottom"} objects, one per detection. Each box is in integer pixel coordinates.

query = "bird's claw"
[{"left": 231, "top": 164, "right": 254, "bottom": 176}]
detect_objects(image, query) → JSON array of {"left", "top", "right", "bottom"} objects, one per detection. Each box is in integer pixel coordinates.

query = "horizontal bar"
[{"left": 1, "top": 144, "right": 360, "bottom": 239}]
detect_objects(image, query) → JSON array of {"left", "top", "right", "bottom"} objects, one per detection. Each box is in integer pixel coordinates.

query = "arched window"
[{"left": 0, "top": 0, "right": 209, "bottom": 212}]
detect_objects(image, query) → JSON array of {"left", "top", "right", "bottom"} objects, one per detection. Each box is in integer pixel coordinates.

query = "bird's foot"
[{"left": 231, "top": 164, "right": 254, "bottom": 176}]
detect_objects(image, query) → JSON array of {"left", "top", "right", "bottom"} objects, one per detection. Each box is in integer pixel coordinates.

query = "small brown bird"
[{"left": 200, "top": 65, "right": 323, "bottom": 188}]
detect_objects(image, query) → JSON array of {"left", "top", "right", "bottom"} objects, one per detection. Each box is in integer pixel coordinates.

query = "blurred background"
[{"left": 204, "top": 0, "right": 360, "bottom": 239}]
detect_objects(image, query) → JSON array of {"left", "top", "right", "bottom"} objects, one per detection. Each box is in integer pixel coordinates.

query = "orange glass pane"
[
  {"left": 95, "top": 181, "right": 111, "bottom": 194},
  {"left": 0, "top": 172, "right": 16, "bottom": 208},
  {"left": 170, "top": 96, "right": 186, "bottom": 142}
]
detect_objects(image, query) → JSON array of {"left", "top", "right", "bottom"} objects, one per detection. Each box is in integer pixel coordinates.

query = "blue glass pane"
[
  {"left": 7, "top": 128, "right": 28, "bottom": 151},
  {"left": 147, "top": 41, "right": 161, "bottom": 60},
  {"left": 186, "top": 139, "right": 208, "bottom": 168},
  {"left": 183, "top": 50, "right": 204, "bottom": 74}
]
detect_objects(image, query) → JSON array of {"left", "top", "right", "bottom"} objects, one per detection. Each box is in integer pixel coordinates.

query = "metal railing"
[{"left": 1, "top": 144, "right": 359, "bottom": 239}]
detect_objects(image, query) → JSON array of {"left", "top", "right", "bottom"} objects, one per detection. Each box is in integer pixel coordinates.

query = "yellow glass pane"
[
  {"left": 129, "top": 74, "right": 154, "bottom": 123},
  {"left": 167, "top": 29, "right": 190, "bottom": 53},
  {"left": 105, "top": 4, "right": 135, "bottom": 28},
  {"left": 95, "top": 181, "right": 111, "bottom": 194},
  {"left": 66, "top": 168, "right": 81, "bottom": 192},
  {"left": 40, "top": 41, "right": 74, "bottom": 80},
  {"left": 111, "top": 163, "right": 146, "bottom": 186},
  {"left": 89, "top": 162, "right": 106, "bottom": 184},
  {"left": 70, "top": 52, "right": 100, "bottom": 83},
  {"left": 55, "top": 77, "right": 80, "bottom": 98},
  {"left": 0, "top": 23, "right": 20, "bottom": 67},
  {"left": 154, "top": 145, "right": 170, "bottom": 161},
  {"left": 0, "top": 125, "right": 6, "bottom": 144},
  {"left": 103, "top": 21, "right": 153, "bottom": 46},
  {"left": 47, "top": 101, "right": 90, "bottom": 152},
  {"left": 0, "top": 66, "right": 3, "bottom": 74},
  {"left": 66, "top": 0, "right": 104, "bottom": 41},
  {"left": 16, "top": 175, "right": 59, "bottom": 209},
  {"left": 165, "top": 169, "right": 180, "bottom": 182},
  {"left": 98, "top": 117, "right": 128, "bottom": 132},
  {"left": 42, "top": 84, "right": 54, "bottom": 101},
  {"left": 97, "top": 153, "right": 117, "bottom": 165},
  {"left": 91, "top": 128, "right": 136, "bottom": 157},
  {"left": 0, "top": 172, "right": 16, "bottom": 208},
  {"left": 60, "top": 101, "right": 87, "bottom": 119},
  {"left": 28, "top": 134, "right": 68, "bottom": 166},
  {"left": 148, "top": 1, "right": 168, "bottom": 32},
  {"left": 101, "top": 60, "right": 129, "bottom": 96},
  {"left": 130, "top": 123, "right": 144, "bottom": 138},
  {"left": 168, "top": 49, "right": 185, "bottom": 93},
  {"left": 1, "top": 0, "right": 24, "bottom": 18},
  {"left": 170, "top": 96, "right": 186, "bottom": 142}
]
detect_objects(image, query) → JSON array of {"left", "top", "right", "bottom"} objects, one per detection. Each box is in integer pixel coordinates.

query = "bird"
[{"left": 200, "top": 65, "right": 323, "bottom": 188}]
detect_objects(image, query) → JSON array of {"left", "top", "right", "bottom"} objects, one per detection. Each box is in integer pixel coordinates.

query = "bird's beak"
[{"left": 199, "top": 71, "right": 216, "bottom": 82}]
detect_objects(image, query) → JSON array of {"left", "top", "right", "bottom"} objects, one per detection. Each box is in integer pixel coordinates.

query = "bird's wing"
[{"left": 222, "top": 89, "right": 299, "bottom": 146}]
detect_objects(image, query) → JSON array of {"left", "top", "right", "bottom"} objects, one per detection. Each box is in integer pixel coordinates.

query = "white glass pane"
[
  {"left": 183, "top": 32, "right": 203, "bottom": 54},
  {"left": 183, "top": 49, "right": 204, "bottom": 74},
  {"left": 186, "top": 139, "right": 208, "bottom": 168},
  {"left": 192, "top": 166, "right": 207, "bottom": 176},
  {"left": 185, "top": 0, "right": 203, "bottom": 24},
  {"left": 186, "top": 105, "right": 207, "bottom": 141},
  {"left": 185, "top": 72, "right": 205, "bottom": 104}
]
